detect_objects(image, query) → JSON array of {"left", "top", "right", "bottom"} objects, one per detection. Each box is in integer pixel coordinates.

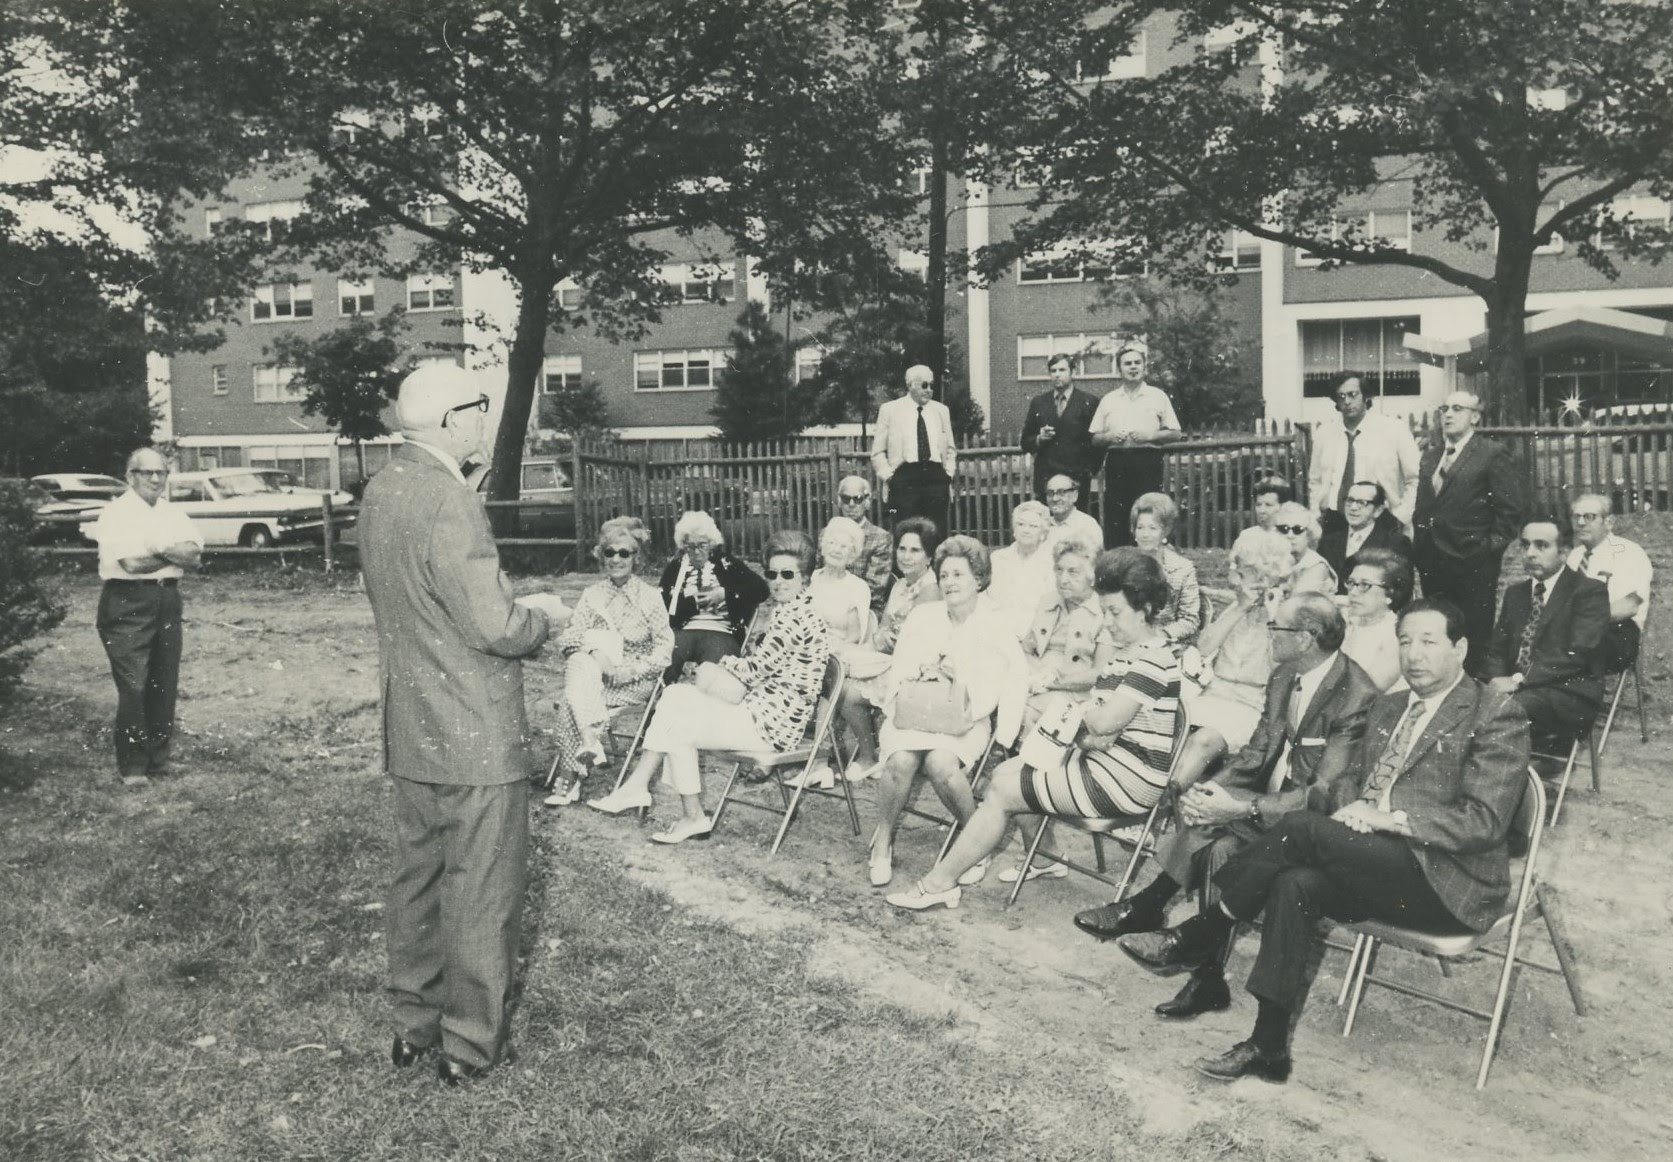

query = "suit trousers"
[
  {"left": 887, "top": 461, "right": 951, "bottom": 536},
  {"left": 1415, "top": 545, "right": 1500, "bottom": 675},
  {"left": 1214, "top": 811, "right": 1468, "bottom": 1012},
  {"left": 387, "top": 776, "right": 529, "bottom": 1070},
  {"left": 1101, "top": 449, "right": 1163, "bottom": 547},
  {"left": 1158, "top": 821, "right": 1262, "bottom": 912},
  {"left": 1514, "top": 685, "right": 1599, "bottom": 760},
  {"left": 1604, "top": 619, "right": 1641, "bottom": 674},
  {"left": 95, "top": 580, "right": 184, "bottom": 778}
]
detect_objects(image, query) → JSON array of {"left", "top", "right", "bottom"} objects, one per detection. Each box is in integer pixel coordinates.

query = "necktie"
[
  {"left": 1432, "top": 444, "right": 1458, "bottom": 494},
  {"left": 1579, "top": 546, "right": 1593, "bottom": 575},
  {"left": 1266, "top": 674, "right": 1308, "bottom": 794},
  {"left": 1054, "top": 392, "right": 1068, "bottom": 417},
  {"left": 1360, "top": 699, "right": 1427, "bottom": 807},
  {"left": 1287, "top": 673, "right": 1305, "bottom": 732},
  {"left": 916, "top": 404, "right": 933, "bottom": 463},
  {"left": 1335, "top": 428, "right": 1358, "bottom": 512},
  {"left": 1517, "top": 579, "right": 1546, "bottom": 673}
]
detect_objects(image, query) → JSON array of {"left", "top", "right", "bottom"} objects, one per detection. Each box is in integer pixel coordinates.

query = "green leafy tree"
[
  {"left": 0, "top": 480, "right": 67, "bottom": 717},
  {"left": 1101, "top": 279, "right": 1260, "bottom": 429},
  {"left": 712, "top": 301, "right": 801, "bottom": 442},
  {"left": 970, "top": 0, "right": 1673, "bottom": 419},
  {"left": 267, "top": 312, "right": 411, "bottom": 483},
  {"left": 537, "top": 378, "right": 614, "bottom": 442}
]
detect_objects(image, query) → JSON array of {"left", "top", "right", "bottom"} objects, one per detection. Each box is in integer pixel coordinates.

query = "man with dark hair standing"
[
  {"left": 1412, "top": 390, "right": 1524, "bottom": 674},
  {"left": 90, "top": 447, "right": 203, "bottom": 788},
  {"left": 1021, "top": 353, "right": 1100, "bottom": 510},
  {"left": 1308, "top": 375, "right": 1420, "bottom": 535},
  {"left": 1119, "top": 597, "right": 1528, "bottom": 1083}
]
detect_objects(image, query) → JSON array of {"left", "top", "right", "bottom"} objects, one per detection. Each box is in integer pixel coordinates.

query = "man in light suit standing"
[
  {"left": 1307, "top": 375, "right": 1420, "bottom": 535},
  {"left": 360, "top": 365, "right": 566, "bottom": 1085},
  {"left": 871, "top": 363, "right": 957, "bottom": 534}
]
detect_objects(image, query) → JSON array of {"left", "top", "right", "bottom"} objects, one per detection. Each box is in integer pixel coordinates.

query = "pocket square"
[{"left": 1298, "top": 736, "right": 1326, "bottom": 746}]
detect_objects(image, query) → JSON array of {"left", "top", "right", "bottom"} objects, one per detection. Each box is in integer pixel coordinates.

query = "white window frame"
[
  {"left": 246, "top": 199, "right": 304, "bottom": 241},
  {"left": 205, "top": 209, "right": 222, "bottom": 236},
  {"left": 1017, "top": 334, "right": 1119, "bottom": 381},
  {"left": 655, "top": 262, "right": 736, "bottom": 305},
  {"left": 338, "top": 278, "right": 375, "bottom": 316},
  {"left": 1599, "top": 193, "right": 1671, "bottom": 251},
  {"left": 1299, "top": 317, "right": 1422, "bottom": 398},
  {"left": 910, "top": 166, "right": 932, "bottom": 196},
  {"left": 897, "top": 249, "right": 929, "bottom": 279},
  {"left": 1076, "top": 30, "right": 1146, "bottom": 82},
  {"left": 540, "top": 355, "right": 583, "bottom": 394},
  {"left": 633, "top": 348, "right": 727, "bottom": 393},
  {"left": 406, "top": 272, "right": 456, "bottom": 311},
  {"left": 556, "top": 277, "right": 583, "bottom": 310},
  {"left": 253, "top": 364, "right": 304, "bottom": 404},
  {"left": 1212, "top": 228, "right": 1263, "bottom": 272},
  {"left": 794, "top": 347, "right": 824, "bottom": 384},
  {"left": 1295, "top": 210, "right": 1412, "bottom": 266},
  {"left": 407, "top": 199, "right": 456, "bottom": 227},
  {"left": 1018, "top": 239, "right": 1141, "bottom": 284},
  {"left": 210, "top": 365, "right": 229, "bottom": 396},
  {"left": 251, "top": 280, "right": 313, "bottom": 322}
]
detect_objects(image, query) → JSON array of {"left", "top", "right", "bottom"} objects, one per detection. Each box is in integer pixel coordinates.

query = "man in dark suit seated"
[
  {"left": 1073, "top": 594, "right": 1379, "bottom": 1019},
  {"left": 1116, "top": 598, "right": 1529, "bottom": 1084},
  {"left": 1483, "top": 517, "right": 1609, "bottom": 768},
  {"left": 1020, "top": 353, "right": 1100, "bottom": 511},
  {"left": 1318, "top": 481, "right": 1413, "bottom": 594}
]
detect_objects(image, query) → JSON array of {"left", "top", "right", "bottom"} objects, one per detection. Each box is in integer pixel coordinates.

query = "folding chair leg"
[
  {"left": 1535, "top": 881, "right": 1587, "bottom": 1016},
  {"left": 612, "top": 696, "right": 658, "bottom": 794},
  {"left": 1109, "top": 809, "right": 1162, "bottom": 902},
  {"left": 540, "top": 748, "right": 564, "bottom": 791},
  {"left": 1633, "top": 663, "right": 1648, "bottom": 744},
  {"left": 1597, "top": 671, "right": 1628, "bottom": 754},
  {"left": 1006, "top": 817, "right": 1053, "bottom": 909},
  {"left": 1092, "top": 833, "right": 1109, "bottom": 873},
  {"left": 1336, "top": 932, "right": 1367, "bottom": 1008},
  {"left": 1549, "top": 739, "right": 1580, "bottom": 827},
  {"left": 1342, "top": 937, "right": 1377, "bottom": 1036},
  {"left": 1588, "top": 726, "right": 1602, "bottom": 795},
  {"left": 834, "top": 749, "right": 861, "bottom": 837},
  {"left": 771, "top": 767, "right": 811, "bottom": 856},
  {"left": 1477, "top": 886, "right": 1535, "bottom": 1089},
  {"left": 711, "top": 762, "right": 744, "bottom": 831}
]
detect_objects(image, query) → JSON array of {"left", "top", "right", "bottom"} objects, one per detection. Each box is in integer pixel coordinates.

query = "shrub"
[{"left": 0, "top": 480, "right": 67, "bottom": 712}]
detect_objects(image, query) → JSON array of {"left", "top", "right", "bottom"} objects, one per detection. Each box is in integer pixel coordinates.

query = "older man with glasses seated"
[
  {"left": 834, "top": 475, "right": 894, "bottom": 610},
  {"left": 1043, "top": 473, "right": 1105, "bottom": 553}
]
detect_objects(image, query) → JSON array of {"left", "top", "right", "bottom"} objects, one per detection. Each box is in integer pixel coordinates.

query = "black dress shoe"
[
  {"left": 1072, "top": 899, "right": 1163, "bottom": 942},
  {"left": 1155, "top": 971, "right": 1232, "bottom": 1019},
  {"left": 391, "top": 1036, "right": 428, "bottom": 1069},
  {"left": 1116, "top": 926, "right": 1215, "bottom": 977},
  {"left": 1193, "top": 1039, "right": 1291, "bottom": 1083},
  {"left": 438, "top": 1057, "right": 489, "bottom": 1087}
]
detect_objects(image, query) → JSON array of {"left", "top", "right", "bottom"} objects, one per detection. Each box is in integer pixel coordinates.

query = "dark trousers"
[
  {"left": 1415, "top": 544, "right": 1500, "bottom": 676},
  {"left": 1214, "top": 812, "right": 1468, "bottom": 1012},
  {"left": 95, "top": 579, "right": 184, "bottom": 778},
  {"left": 1032, "top": 469, "right": 1093, "bottom": 513},
  {"left": 887, "top": 461, "right": 951, "bottom": 537},
  {"left": 1101, "top": 449, "right": 1163, "bottom": 547},
  {"left": 1514, "top": 685, "right": 1600, "bottom": 761},
  {"left": 665, "top": 627, "right": 741, "bottom": 683},
  {"left": 387, "top": 776, "right": 529, "bottom": 1070},
  {"left": 1604, "top": 619, "right": 1641, "bottom": 673}
]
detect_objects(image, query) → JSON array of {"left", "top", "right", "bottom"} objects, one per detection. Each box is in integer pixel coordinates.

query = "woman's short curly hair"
[
  {"left": 673, "top": 510, "right": 723, "bottom": 549},
  {"left": 1272, "top": 501, "right": 1322, "bottom": 549},
  {"left": 1129, "top": 491, "right": 1178, "bottom": 537},
  {"left": 1093, "top": 547, "right": 1170, "bottom": 622},
  {"left": 1229, "top": 527, "right": 1295, "bottom": 588},
  {"left": 1051, "top": 535, "right": 1098, "bottom": 566},
  {"left": 595, "top": 516, "right": 652, "bottom": 561},
  {"left": 1349, "top": 547, "right": 1415, "bottom": 611},
  {"left": 893, "top": 515, "right": 942, "bottom": 557},
  {"left": 1011, "top": 499, "right": 1050, "bottom": 531},
  {"left": 819, "top": 516, "right": 866, "bottom": 561},
  {"left": 934, "top": 534, "right": 992, "bottom": 591},
  {"left": 762, "top": 529, "right": 817, "bottom": 579}
]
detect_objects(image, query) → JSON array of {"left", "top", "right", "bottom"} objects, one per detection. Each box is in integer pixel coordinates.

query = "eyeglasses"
[
  {"left": 1274, "top": 523, "right": 1307, "bottom": 536},
  {"left": 1343, "top": 496, "right": 1376, "bottom": 507},
  {"left": 1266, "top": 621, "right": 1312, "bottom": 635},
  {"left": 1345, "top": 579, "right": 1387, "bottom": 594},
  {"left": 838, "top": 494, "right": 870, "bottom": 503},
  {"left": 129, "top": 469, "right": 168, "bottom": 479},
  {"left": 1440, "top": 403, "right": 1479, "bottom": 415},
  {"left": 1570, "top": 511, "right": 1605, "bottom": 523},
  {"left": 765, "top": 569, "right": 800, "bottom": 580},
  {"left": 440, "top": 393, "right": 490, "bottom": 427},
  {"left": 1046, "top": 488, "right": 1078, "bottom": 497},
  {"left": 600, "top": 547, "right": 636, "bottom": 559}
]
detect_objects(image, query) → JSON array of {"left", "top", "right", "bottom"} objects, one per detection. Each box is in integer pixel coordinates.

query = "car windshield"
[{"left": 213, "top": 473, "right": 283, "bottom": 498}]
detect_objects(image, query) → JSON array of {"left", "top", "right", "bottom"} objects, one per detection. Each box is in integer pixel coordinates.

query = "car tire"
[{"left": 240, "top": 524, "right": 275, "bottom": 549}]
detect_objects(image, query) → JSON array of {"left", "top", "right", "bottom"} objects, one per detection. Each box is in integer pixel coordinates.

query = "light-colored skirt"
[
  {"left": 878, "top": 717, "right": 994, "bottom": 769},
  {"left": 1182, "top": 683, "right": 1262, "bottom": 750}
]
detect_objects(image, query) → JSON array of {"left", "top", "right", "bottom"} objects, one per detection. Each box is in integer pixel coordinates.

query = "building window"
[
  {"left": 1599, "top": 193, "right": 1671, "bottom": 250},
  {"left": 210, "top": 365, "right": 229, "bottom": 396},
  {"left": 407, "top": 199, "right": 456, "bottom": 227},
  {"left": 1018, "top": 241, "right": 1141, "bottom": 283},
  {"left": 1017, "top": 334, "right": 1119, "bottom": 380},
  {"left": 1077, "top": 30, "right": 1146, "bottom": 82},
  {"left": 898, "top": 249, "right": 929, "bottom": 279},
  {"left": 556, "top": 278, "right": 583, "bottom": 310},
  {"left": 251, "top": 280, "right": 313, "bottom": 322},
  {"left": 655, "top": 262, "right": 735, "bottom": 304},
  {"left": 1300, "top": 317, "right": 1422, "bottom": 398},
  {"left": 246, "top": 199, "right": 304, "bottom": 241},
  {"left": 205, "top": 209, "right": 222, "bottom": 236},
  {"left": 253, "top": 364, "right": 304, "bottom": 404},
  {"left": 1213, "top": 228, "right": 1262, "bottom": 272},
  {"left": 909, "top": 166, "right": 932, "bottom": 196},
  {"left": 634, "top": 349, "right": 727, "bottom": 392},
  {"left": 794, "top": 347, "right": 824, "bottom": 383},
  {"left": 407, "top": 273, "right": 456, "bottom": 311},
  {"left": 329, "top": 110, "right": 370, "bottom": 146},
  {"left": 338, "top": 278, "right": 375, "bottom": 315},
  {"left": 1296, "top": 210, "right": 1412, "bottom": 266},
  {"left": 541, "top": 355, "right": 583, "bottom": 393}
]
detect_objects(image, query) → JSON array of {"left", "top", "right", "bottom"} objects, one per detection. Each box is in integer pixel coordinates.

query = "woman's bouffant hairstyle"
[
  {"left": 762, "top": 529, "right": 817, "bottom": 579},
  {"left": 1093, "top": 547, "right": 1171, "bottom": 622},
  {"left": 934, "top": 534, "right": 992, "bottom": 591},
  {"left": 893, "top": 515, "right": 942, "bottom": 558},
  {"left": 595, "top": 516, "right": 652, "bottom": 561}
]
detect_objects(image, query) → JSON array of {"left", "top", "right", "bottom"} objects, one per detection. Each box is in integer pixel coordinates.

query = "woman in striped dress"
[{"left": 886, "top": 550, "right": 1181, "bottom": 910}]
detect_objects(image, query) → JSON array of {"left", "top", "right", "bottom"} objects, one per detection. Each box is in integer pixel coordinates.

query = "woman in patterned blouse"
[
  {"left": 587, "top": 530, "right": 830, "bottom": 844},
  {"left": 888, "top": 550, "right": 1182, "bottom": 910},
  {"left": 1130, "top": 492, "right": 1203, "bottom": 649},
  {"left": 543, "top": 517, "right": 674, "bottom": 806}
]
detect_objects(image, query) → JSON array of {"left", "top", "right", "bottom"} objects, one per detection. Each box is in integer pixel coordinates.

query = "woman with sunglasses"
[
  {"left": 1340, "top": 548, "right": 1413, "bottom": 693},
  {"left": 544, "top": 517, "right": 673, "bottom": 806},
  {"left": 659, "top": 510, "right": 769, "bottom": 683},
  {"left": 587, "top": 530, "right": 830, "bottom": 844},
  {"left": 1271, "top": 501, "right": 1338, "bottom": 596}
]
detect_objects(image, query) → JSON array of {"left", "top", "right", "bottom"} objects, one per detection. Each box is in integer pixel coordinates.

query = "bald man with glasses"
[{"left": 833, "top": 475, "right": 893, "bottom": 610}]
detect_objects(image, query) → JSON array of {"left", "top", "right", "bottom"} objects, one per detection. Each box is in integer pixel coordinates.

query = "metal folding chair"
[
  {"left": 708, "top": 655, "right": 860, "bottom": 853},
  {"left": 539, "top": 679, "right": 664, "bottom": 792},
  {"left": 1004, "top": 696, "right": 1193, "bottom": 908},
  {"left": 1336, "top": 768, "right": 1586, "bottom": 1089},
  {"left": 1544, "top": 719, "right": 1601, "bottom": 827},
  {"left": 1596, "top": 606, "right": 1650, "bottom": 754}
]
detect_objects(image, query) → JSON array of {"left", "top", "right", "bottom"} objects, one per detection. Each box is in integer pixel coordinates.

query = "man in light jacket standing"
[
  {"left": 871, "top": 364, "right": 957, "bottom": 534},
  {"left": 1307, "top": 375, "right": 1420, "bottom": 535},
  {"left": 359, "top": 365, "right": 566, "bottom": 1086}
]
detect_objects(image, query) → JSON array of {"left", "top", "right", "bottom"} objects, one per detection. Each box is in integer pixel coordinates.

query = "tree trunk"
[
  {"left": 1481, "top": 246, "right": 1534, "bottom": 425},
  {"left": 922, "top": 133, "right": 949, "bottom": 400},
  {"left": 489, "top": 271, "right": 558, "bottom": 503}
]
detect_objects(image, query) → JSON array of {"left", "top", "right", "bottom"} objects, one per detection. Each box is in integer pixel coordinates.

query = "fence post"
[
  {"left": 322, "top": 495, "right": 335, "bottom": 573},
  {"left": 637, "top": 444, "right": 653, "bottom": 532},
  {"left": 571, "top": 438, "right": 588, "bottom": 554}
]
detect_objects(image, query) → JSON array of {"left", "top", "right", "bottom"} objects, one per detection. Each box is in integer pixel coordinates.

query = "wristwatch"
[{"left": 1248, "top": 797, "right": 1264, "bottom": 827}]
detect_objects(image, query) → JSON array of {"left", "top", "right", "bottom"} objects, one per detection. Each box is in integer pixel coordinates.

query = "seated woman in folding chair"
[
  {"left": 988, "top": 501, "right": 1055, "bottom": 640},
  {"left": 887, "top": 549, "right": 1181, "bottom": 909},
  {"left": 866, "top": 536, "right": 1025, "bottom": 889},
  {"left": 834, "top": 516, "right": 942, "bottom": 785},
  {"left": 544, "top": 517, "right": 674, "bottom": 806},
  {"left": 1017, "top": 535, "right": 1110, "bottom": 737},
  {"left": 586, "top": 530, "right": 830, "bottom": 845},
  {"left": 809, "top": 516, "right": 874, "bottom": 653},
  {"left": 659, "top": 511, "right": 769, "bottom": 683}
]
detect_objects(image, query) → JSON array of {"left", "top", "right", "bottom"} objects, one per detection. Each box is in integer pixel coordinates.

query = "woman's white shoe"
[
  {"left": 784, "top": 763, "right": 835, "bottom": 790},
  {"left": 542, "top": 778, "right": 583, "bottom": 808},
  {"left": 997, "top": 861, "right": 1069, "bottom": 884},
  {"left": 649, "top": 815, "right": 714, "bottom": 844},
  {"left": 955, "top": 855, "right": 993, "bottom": 887},
  {"left": 585, "top": 786, "right": 653, "bottom": 815},
  {"left": 885, "top": 882, "right": 961, "bottom": 911}
]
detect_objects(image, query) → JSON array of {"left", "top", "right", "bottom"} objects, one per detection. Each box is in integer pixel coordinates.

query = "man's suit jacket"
[
  {"left": 1319, "top": 510, "right": 1414, "bottom": 593},
  {"left": 1412, "top": 435, "right": 1524, "bottom": 563},
  {"left": 1483, "top": 566, "right": 1609, "bottom": 705},
  {"left": 1321, "top": 679, "right": 1530, "bottom": 932},
  {"left": 360, "top": 444, "right": 550, "bottom": 785},
  {"left": 871, "top": 395, "right": 957, "bottom": 481},
  {"left": 1222, "top": 652, "right": 1380, "bottom": 814},
  {"left": 1020, "top": 387, "right": 1101, "bottom": 493}
]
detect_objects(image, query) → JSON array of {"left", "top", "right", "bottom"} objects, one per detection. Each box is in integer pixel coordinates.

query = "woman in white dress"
[
  {"left": 808, "top": 516, "right": 873, "bottom": 652},
  {"left": 866, "top": 536, "right": 1024, "bottom": 889},
  {"left": 988, "top": 500, "right": 1055, "bottom": 639},
  {"left": 1340, "top": 548, "right": 1413, "bottom": 693}
]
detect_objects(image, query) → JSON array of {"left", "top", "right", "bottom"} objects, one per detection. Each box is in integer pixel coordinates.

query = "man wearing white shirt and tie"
[
  {"left": 1307, "top": 375, "right": 1420, "bottom": 534},
  {"left": 870, "top": 364, "right": 957, "bottom": 534},
  {"left": 91, "top": 448, "right": 204, "bottom": 788},
  {"left": 1567, "top": 493, "right": 1652, "bottom": 672}
]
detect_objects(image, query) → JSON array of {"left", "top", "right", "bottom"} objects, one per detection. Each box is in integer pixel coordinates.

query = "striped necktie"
[{"left": 1360, "top": 699, "right": 1426, "bottom": 807}]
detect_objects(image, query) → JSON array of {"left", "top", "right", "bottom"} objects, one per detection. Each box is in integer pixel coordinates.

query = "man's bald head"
[{"left": 396, "top": 365, "right": 492, "bottom": 462}]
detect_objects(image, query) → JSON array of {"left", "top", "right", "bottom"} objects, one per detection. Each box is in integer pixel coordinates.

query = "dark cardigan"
[{"left": 658, "top": 546, "right": 769, "bottom": 643}]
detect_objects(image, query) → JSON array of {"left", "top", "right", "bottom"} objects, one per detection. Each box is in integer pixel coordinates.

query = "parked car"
[
  {"left": 31, "top": 472, "right": 128, "bottom": 503},
  {"left": 476, "top": 457, "right": 576, "bottom": 539},
  {"left": 5, "top": 477, "right": 105, "bottom": 543},
  {"left": 82, "top": 469, "right": 355, "bottom": 548},
  {"left": 251, "top": 468, "right": 355, "bottom": 509}
]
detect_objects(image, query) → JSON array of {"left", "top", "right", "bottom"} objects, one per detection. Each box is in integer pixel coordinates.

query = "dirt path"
[{"left": 25, "top": 572, "right": 1673, "bottom": 1161}]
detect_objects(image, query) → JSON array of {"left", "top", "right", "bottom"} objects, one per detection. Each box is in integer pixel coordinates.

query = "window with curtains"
[{"left": 1300, "top": 317, "right": 1421, "bottom": 398}]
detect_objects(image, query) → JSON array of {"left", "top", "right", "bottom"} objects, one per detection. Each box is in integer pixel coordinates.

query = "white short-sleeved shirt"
[
  {"left": 1569, "top": 535, "right": 1652, "bottom": 630},
  {"left": 1089, "top": 384, "right": 1181, "bottom": 441},
  {"left": 1046, "top": 510, "right": 1105, "bottom": 554},
  {"left": 92, "top": 489, "right": 204, "bottom": 581}
]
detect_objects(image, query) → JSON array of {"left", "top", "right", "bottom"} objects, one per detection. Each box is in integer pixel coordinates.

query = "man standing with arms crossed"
[
  {"left": 360, "top": 365, "right": 566, "bottom": 1085},
  {"left": 1089, "top": 340, "right": 1182, "bottom": 547}
]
